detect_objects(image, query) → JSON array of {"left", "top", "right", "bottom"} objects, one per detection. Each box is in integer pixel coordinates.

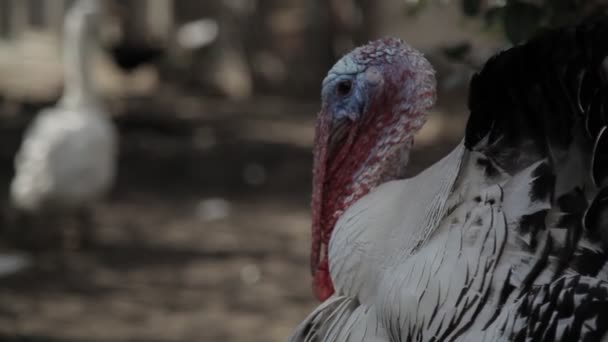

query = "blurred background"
[{"left": 0, "top": 0, "right": 602, "bottom": 341}]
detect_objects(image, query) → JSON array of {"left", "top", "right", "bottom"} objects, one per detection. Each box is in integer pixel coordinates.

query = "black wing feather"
[{"left": 464, "top": 18, "right": 608, "bottom": 341}]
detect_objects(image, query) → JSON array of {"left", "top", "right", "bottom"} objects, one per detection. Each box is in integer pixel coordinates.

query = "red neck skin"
[{"left": 311, "top": 94, "right": 421, "bottom": 301}]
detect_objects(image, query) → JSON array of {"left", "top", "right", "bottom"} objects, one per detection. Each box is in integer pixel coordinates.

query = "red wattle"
[{"left": 313, "top": 258, "right": 334, "bottom": 301}]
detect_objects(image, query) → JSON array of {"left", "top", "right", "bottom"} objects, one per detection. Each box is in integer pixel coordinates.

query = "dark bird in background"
[
  {"left": 103, "top": 1, "right": 165, "bottom": 73},
  {"left": 107, "top": 40, "right": 164, "bottom": 73}
]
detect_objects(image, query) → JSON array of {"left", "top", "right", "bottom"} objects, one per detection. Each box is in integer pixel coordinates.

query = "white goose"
[
  {"left": 290, "top": 19, "right": 608, "bottom": 341},
  {"left": 10, "top": 0, "right": 117, "bottom": 245}
]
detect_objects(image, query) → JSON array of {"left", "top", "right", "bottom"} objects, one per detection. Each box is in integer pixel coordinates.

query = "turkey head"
[{"left": 311, "top": 38, "right": 437, "bottom": 301}]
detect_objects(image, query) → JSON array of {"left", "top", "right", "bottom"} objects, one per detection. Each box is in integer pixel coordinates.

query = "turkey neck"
[
  {"left": 311, "top": 107, "right": 417, "bottom": 300},
  {"left": 61, "top": 2, "right": 98, "bottom": 108}
]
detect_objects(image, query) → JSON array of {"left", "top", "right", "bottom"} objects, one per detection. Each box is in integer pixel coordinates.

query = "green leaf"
[
  {"left": 462, "top": 0, "right": 483, "bottom": 16},
  {"left": 504, "top": 1, "right": 543, "bottom": 43},
  {"left": 483, "top": 6, "right": 504, "bottom": 29},
  {"left": 403, "top": 0, "right": 430, "bottom": 17},
  {"left": 547, "top": 0, "right": 575, "bottom": 12},
  {"left": 442, "top": 42, "right": 472, "bottom": 61}
]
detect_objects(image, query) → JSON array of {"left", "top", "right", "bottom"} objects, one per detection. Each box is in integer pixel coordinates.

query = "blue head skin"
[
  {"left": 311, "top": 37, "right": 437, "bottom": 301},
  {"left": 322, "top": 56, "right": 372, "bottom": 122}
]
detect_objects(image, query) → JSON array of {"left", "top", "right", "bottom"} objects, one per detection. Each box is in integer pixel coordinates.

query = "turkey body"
[{"left": 291, "top": 19, "right": 608, "bottom": 342}]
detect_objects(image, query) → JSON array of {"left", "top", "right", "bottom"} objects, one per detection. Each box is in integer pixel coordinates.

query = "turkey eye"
[{"left": 336, "top": 80, "right": 352, "bottom": 97}]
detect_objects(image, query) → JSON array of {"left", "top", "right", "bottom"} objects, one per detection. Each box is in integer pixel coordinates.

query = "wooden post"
[
  {"left": 45, "top": 0, "right": 66, "bottom": 35},
  {"left": 8, "top": 0, "right": 29, "bottom": 38},
  {"left": 0, "top": 0, "right": 9, "bottom": 37},
  {"left": 146, "top": 0, "right": 173, "bottom": 42}
]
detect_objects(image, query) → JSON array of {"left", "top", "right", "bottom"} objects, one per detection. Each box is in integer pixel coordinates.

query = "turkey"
[
  {"left": 9, "top": 0, "right": 117, "bottom": 248},
  {"left": 290, "top": 18, "right": 608, "bottom": 342}
]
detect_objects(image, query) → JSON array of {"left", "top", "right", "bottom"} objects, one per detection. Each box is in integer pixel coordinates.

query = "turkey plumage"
[{"left": 291, "top": 19, "right": 608, "bottom": 342}]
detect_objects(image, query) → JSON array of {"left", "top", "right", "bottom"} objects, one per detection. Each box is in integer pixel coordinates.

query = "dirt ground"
[{"left": 0, "top": 94, "right": 464, "bottom": 342}]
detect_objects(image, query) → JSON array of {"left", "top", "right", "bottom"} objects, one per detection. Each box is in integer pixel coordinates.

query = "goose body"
[
  {"left": 11, "top": 105, "right": 116, "bottom": 211},
  {"left": 291, "top": 19, "right": 608, "bottom": 341},
  {"left": 11, "top": 0, "right": 117, "bottom": 214}
]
